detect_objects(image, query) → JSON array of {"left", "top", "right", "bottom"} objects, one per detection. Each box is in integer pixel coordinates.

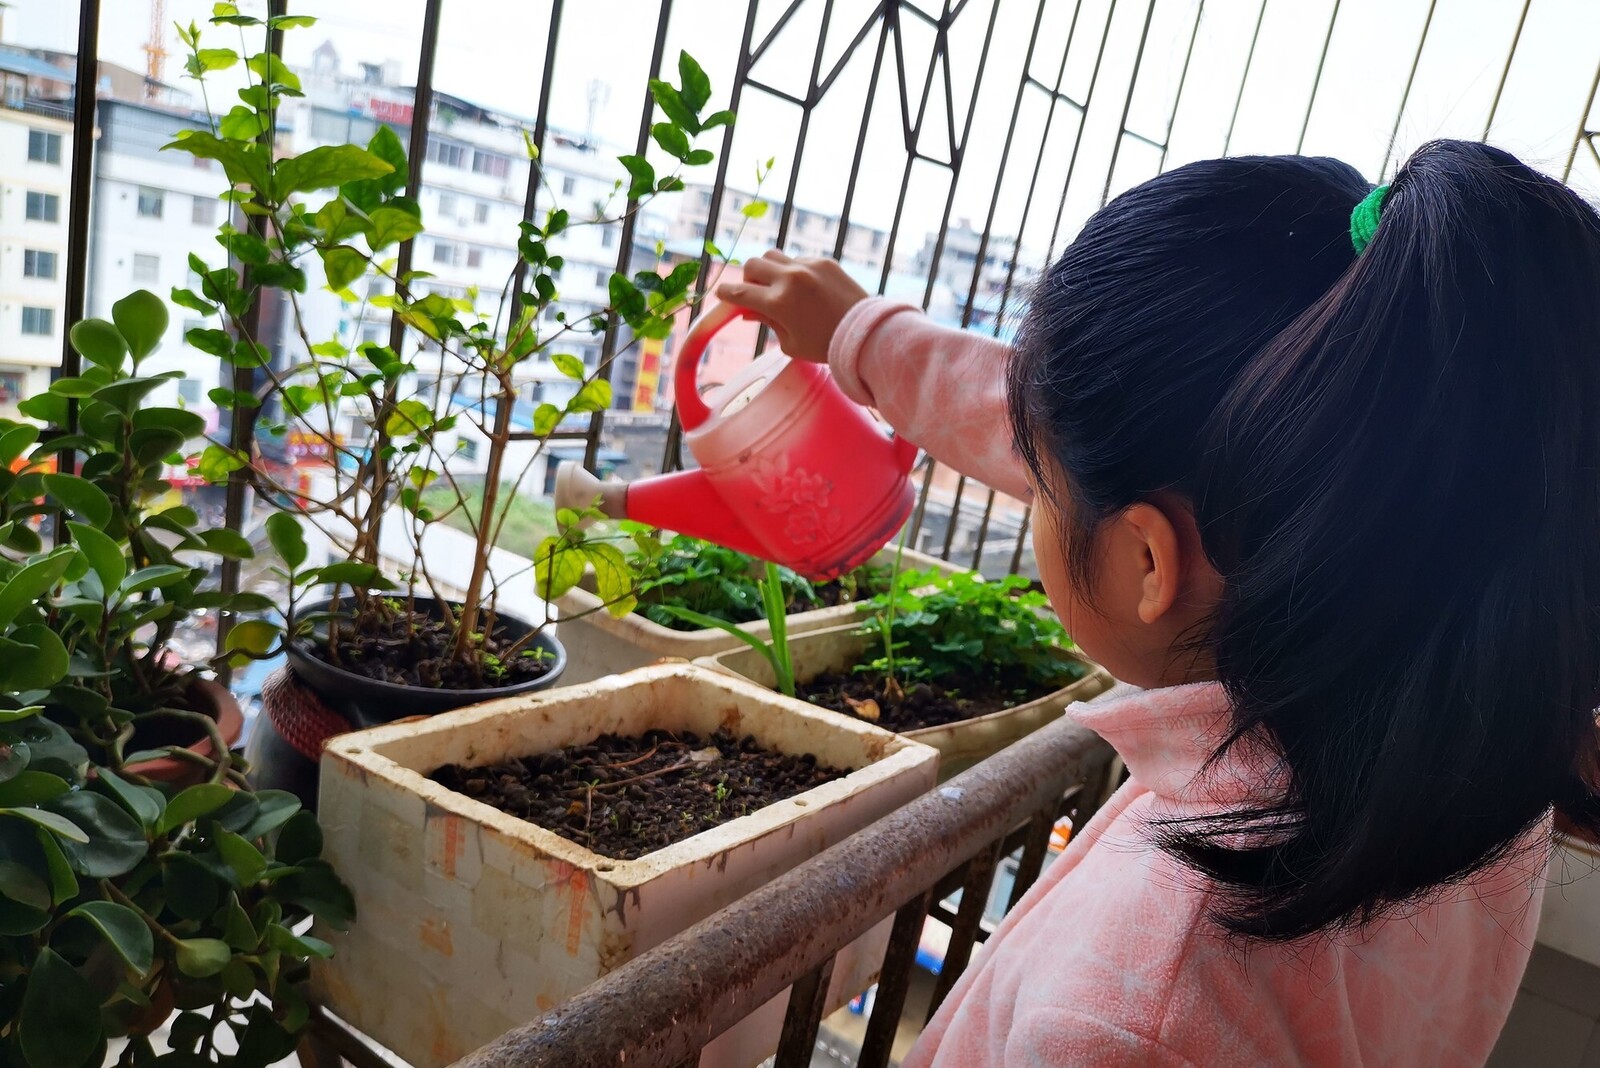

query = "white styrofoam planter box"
[
  {"left": 311, "top": 662, "right": 939, "bottom": 1068},
  {"left": 554, "top": 544, "right": 962, "bottom": 686},
  {"left": 701, "top": 623, "right": 1115, "bottom": 781}
]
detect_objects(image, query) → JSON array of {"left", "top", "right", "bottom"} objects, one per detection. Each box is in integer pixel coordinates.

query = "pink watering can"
[{"left": 552, "top": 302, "right": 921, "bottom": 581}]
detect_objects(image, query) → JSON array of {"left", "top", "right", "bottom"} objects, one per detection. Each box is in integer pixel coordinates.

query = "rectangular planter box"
[
  {"left": 554, "top": 543, "right": 962, "bottom": 686},
  {"left": 311, "top": 662, "right": 939, "bottom": 1068},
  {"left": 701, "top": 623, "right": 1115, "bottom": 781}
]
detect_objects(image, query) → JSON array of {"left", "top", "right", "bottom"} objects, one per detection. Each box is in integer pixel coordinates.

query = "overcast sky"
[{"left": 13, "top": 0, "right": 1600, "bottom": 269}]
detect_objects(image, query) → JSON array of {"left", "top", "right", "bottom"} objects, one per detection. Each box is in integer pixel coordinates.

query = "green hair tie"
[{"left": 1350, "top": 184, "right": 1389, "bottom": 254}]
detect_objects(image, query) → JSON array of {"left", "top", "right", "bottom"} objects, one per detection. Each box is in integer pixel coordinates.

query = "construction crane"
[{"left": 143, "top": 0, "right": 167, "bottom": 102}]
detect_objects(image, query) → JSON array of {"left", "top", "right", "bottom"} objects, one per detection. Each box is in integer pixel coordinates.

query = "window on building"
[
  {"left": 561, "top": 175, "right": 576, "bottom": 196},
  {"left": 601, "top": 227, "right": 616, "bottom": 248},
  {"left": 438, "top": 192, "right": 457, "bottom": 217},
  {"left": 471, "top": 151, "right": 509, "bottom": 178},
  {"left": 192, "top": 196, "right": 217, "bottom": 226},
  {"left": 691, "top": 221, "right": 705, "bottom": 238},
  {"left": 132, "top": 253, "right": 160, "bottom": 284},
  {"left": 426, "top": 140, "right": 467, "bottom": 168},
  {"left": 0, "top": 372, "right": 23, "bottom": 402},
  {"left": 466, "top": 247, "right": 483, "bottom": 269},
  {"left": 432, "top": 241, "right": 458, "bottom": 266},
  {"left": 177, "top": 378, "right": 202, "bottom": 405},
  {"left": 27, "top": 130, "right": 61, "bottom": 164},
  {"left": 594, "top": 268, "right": 608, "bottom": 287},
  {"left": 474, "top": 201, "right": 490, "bottom": 224},
  {"left": 25, "top": 191, "right": 59, "bottom": 222},
  {"left": 22, "top": 250, "right": 56, "bottom": 279},
  {"left": 360, "top": 322, "right": 385, "bottom": 346},
  {"left": 458, "top": 438, "right": 479, "bottom": 462},
  {"left": 137, "top": 187, "right": 164, "bottom": 218},
  {"left": 21, "top": 307, "right": 54, "bottom": 336}
]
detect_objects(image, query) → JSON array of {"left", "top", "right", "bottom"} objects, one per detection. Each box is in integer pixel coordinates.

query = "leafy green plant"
[
  {"left": 655, "top": 562, "right": 798, "bottom": 697},
  {"left": 623, "top": 529, "right": 889, "bottom": 632},
  {"left": 166, "top": 10, "right": 755, "bottom": 686},
  {"left": 856, "top": 570, "right": 1086, "bottom": 701},
  {"left": 0, "top": 292, "right": 354, "bottom": 1068}
]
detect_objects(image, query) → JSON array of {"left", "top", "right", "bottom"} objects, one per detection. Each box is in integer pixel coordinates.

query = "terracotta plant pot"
[
  {"left": 554, "top": 543, "right": 962, "bottom": 686},
  {"left": 122, "top": 677, "right": 244, "bottom": 786},
  {"left": 312, "top": 662, "right": 938, "bottom": 1068},
  {"left": 701, "top": 623, "right": 1115, "bottom": 781}
]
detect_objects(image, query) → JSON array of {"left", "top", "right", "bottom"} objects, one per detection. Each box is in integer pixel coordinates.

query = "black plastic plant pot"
[{"left": 285, "top": 596, "right": 568, "bottom": 728}]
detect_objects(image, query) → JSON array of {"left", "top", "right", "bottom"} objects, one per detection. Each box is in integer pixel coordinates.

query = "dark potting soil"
[
  {"left": 430, "top": 728, "right": 848, "bottom": 860},
  {"left": 797, "top": 667, "right": 1077, "bottom": 732},
  {"left": 306, "top": 604, "right": 552, "bottom": 690}
]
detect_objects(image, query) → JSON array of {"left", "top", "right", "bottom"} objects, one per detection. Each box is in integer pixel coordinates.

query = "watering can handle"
[{"left": 674, "top": 302, "right": 752, "bottom": 431}]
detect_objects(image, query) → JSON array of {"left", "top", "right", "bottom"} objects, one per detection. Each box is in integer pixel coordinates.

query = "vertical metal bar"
[
  {"left": 1222, "top": 0, "right": 1268, "bottom": 156},
  {"left": 388, "top": 0, "right": 444, "bottom": 352},
  {"left": 586, "top": 0, "right": 673, "bottom": 471},
  {"left": 1007, "top": 808, "right": 1055, "bottom": 911},
  {"left": 969, "top": 489, "right": 995, "bottom": 571},
  {"left": 1483, "top": 0, "right": 1532, "bottom": 139},
  {"left": 774, "top": 955, "right": 836, "bottom": 1068},
  {"left": 1008, "top": 504, "right": 1031, "bottom": 576},
  {"left": 858, "top": 890, "right": 934, "bottom": 1068},
  {"left": 908, "top": 460, "right": 935, "bottom": 545},
  {"left": 509, "top": 0, "right": 565, "bottom": 303},
  {"left": 1294, "top": 0, "right": 1341, "bottom": 154},
  {"left": 1382, "top": 0, "right": 1437, "bottom": 179},
  {"left": 939, "top": 473, "right": 966, "bottom": 561},
  {"left": 927, "top": 841, "right": 1002, "bottom": 1020},
  {"left": 1566, "top": 58, "right": 1600, "bottom": 182},
  {"left": 831, "top": 4, "right": 894, "bottom": 261},
  {"left": 1099, "top": 0, "right": 1156, "bottom": 208},
  {"left": 1044, "top": 3, "right": 1118, "bottom": 260},
  {"left": 1157, "top": 0, "right": 1205, "bottom": 172},
  {"left": 58, "top": 0, "right": 105, "bottom": 481},
  {"left": 216, "top": 0, "right": 288, "bottom": 676}
]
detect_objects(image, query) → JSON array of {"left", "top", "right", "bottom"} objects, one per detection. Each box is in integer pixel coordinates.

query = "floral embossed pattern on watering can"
[{"left": 555, "top": 301, "right": 920, "bottom": 579}]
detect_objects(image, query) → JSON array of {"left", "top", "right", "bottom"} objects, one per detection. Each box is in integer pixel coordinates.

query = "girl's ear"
[{"left": 1117, "top": 502, "right": 1186, "bottom": 624}]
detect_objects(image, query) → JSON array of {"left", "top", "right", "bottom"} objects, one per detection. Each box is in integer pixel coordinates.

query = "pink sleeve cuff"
[{"left": 828, "top": 297, "right": 922, "bottom": 408}]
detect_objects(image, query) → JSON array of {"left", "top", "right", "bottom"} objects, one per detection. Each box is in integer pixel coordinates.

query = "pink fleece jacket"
[{"left": 829, "top": 298, "right": 1548, "bottom": 1067}]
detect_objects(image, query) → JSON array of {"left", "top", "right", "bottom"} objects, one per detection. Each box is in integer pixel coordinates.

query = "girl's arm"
[
  {"left": 829, "top": 297, "right": 1030, "bottom": 500},
  {"left": 716, "top": 251, "right": 1030, "bottom": 500}
]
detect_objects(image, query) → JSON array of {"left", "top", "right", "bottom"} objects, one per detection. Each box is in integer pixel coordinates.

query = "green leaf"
[
  {"left": 158, "top": 783, "right": 234, "bottom": 835},
  {"left": 0, "top": 424, "right": 38, "bottom": 466},
  {"left": 194, "top": 47, "right": 239, "bottom": 71},
  {"left": 43, "top": 473, "right": 112, "bottom": 527},
  {"left": 199, "top": 444, "right": 247, "bottom": 483},
  {"left": 568, "top": 378, "right": 612, "bottom": 414},
  {"left": 119, "top": 564, "right": 194, "bottom": 596},
  {"left": 0, "top": 859, "right": 49, "bottom": 910},
  {"left": 267, "top": 14, "right": 318, "bottom": 29},
  {"left": 133, "top": 405, "right": 207, "bottom": 439},
  {"left": 685, "top": 148, "right": 714, "bottom": 166},
  {"left": 384, "top": 398, "right": 434, "bottom": 437},
  {"left": 3, "top": 808, "right": 87, "bottom": 844},
  {"left": 534, "top": 537, "right": 586, "bottom": 599},
  {"left": 68, "top": 901, "right": 155, "bottom": 976},
  {"left": 584, "top": 542, "right": 633, "bottom": 607},
  {"left": 17, "top": 719, "right": 86, "bottom": 780},
  {"left": 276, "top": 144, "right": 394, "bottom": 197},
  {"left": 316, "top": 561, "right": 390, "bottom": 589},
  {"left": 276, "top": 859, "right": 355, "bottom": 929},
  {"left": 265, "top": 512, "right": 307, "bottom": 569},
  {"left": 36, "top": 830, "right": 77, "bottom": 905},
  {"left": 163, "top": 854, "right": 220, "bottom": 921},
  {"left": 174, "top": 938, "right": 231, "bottom": 978},
  {"left": 702, "top": 109, "right": 735, "bottom": 130},
  {"left": 0, "top": 626, "right": 69, "bottom": 691},
  {"left": 648, "top": 80, "right": 697, "bottom": 134},
  {"left": 129, "top": 427, "right": 187, "bottom": 465},
  {"left": 0, "top": 548, "right": 76, "bottom": 631},
  {"left": 217, "top": 831, "right": 267, "bottom": 886},
  {"left": 221, "top": 892, "right": 257, "bottom": 950},
  {"left": 224, "top": 619, "right": 278, "bottom": 659},
  {"left": 67, "top": 522, "right": 125, "bottom": 591},
  {"left": 93, "top": 375, "right": 171, "bottom": 413},
  {"left": 198, "top": 527, "right": 254, "bottom": 559},
  {"left": 69, "top": 318, "right": 128, "bottom": 371},
  {"left": 220, "top": 954, "right": 255, "bottom": 999},
  {"left": 651, "top": 122, "right": 691, "bottom": 161},
  {"left": 274, "top": 809, "right": 322, "bottom": 865},
  {"left": 245, "top": 52, "right": 301, "bottom": 92},
  {"left": 95, "top": 769, "right": 164, "bottom": 829},
  {"left": 678, "top": 51, "right": 712, "bottom": 112},
  {"left": 551, "top": 352, "right": 585, "bottom": 381},
  {"left": 236, "top": 790, "right": 300, "bottom": 841},
  {"left": 112, "top": 290, "right": 169, "bottom": 361},
  {"left": 741, "top": 199, "right": 769, "bottom": 219},
  {"left": 19, "top": 949, "right": 101, "bottom": 1068},
  {"left": 218, "top": 104, "right": 267, "bottom": 141},
  {"left": 617, "top": 154, "right": 655, "bottom": 200},
  {"left": 266, "top": 921, "right": 333, "bottom": 959},
  {"left": 532, "top": 403, "right": 561, "bottom": 436},
  {"left": 48, "top": 793, "right": 145, "bottom": 876},
  {"left": 321, "top": 245, "right": 368, "bottom": 292},
  {"left": 0, "top": 770, "right": 60, "bottom": 808},
  {"left": 368, "top": 204, "right": 424, "bottom": 249},
  {"left": 17, "top": 392, "right": 68, "bottom": 425}
]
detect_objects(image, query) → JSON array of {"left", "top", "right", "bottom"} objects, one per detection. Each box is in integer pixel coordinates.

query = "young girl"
[{"left": 717, "top": 140, "right": 1600, "bottom": 1066}]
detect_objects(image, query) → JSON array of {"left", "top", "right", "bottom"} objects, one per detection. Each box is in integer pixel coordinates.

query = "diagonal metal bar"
[
  {"left": 1158, "top": 0, "right": 1206, "bottom": 172},
  {"left": 1100, "top": 0, "right": 1157, "bottom": 208},
  {"left": 1483, "top": 0, "right": 1532, "bottom": 140},
  {"left": 1382, "top": 0, "right": 1437, "bottom": 179},
  {"left": 1223, "top": 0, "right": 1268, "bottom": 156},
  {"left": 1295, "top": 0, "right": 1342, "bottom": 154},
  {"left": 57, "top": 0, "right": 105, "bottom": 485},
  {"left": 1045, "top": 1, "right": 1118, "bottom": 261},
  {"left": 1565, "top": 59, "right": 1600, "bottom": 181}
]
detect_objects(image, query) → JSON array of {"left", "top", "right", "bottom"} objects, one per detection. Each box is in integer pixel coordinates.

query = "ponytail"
[{"left": 1011, "top": 141, "right": 1600, "bottom": 941}]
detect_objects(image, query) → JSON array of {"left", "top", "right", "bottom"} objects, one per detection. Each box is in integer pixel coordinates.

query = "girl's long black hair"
[{"left": 1010, "top": 140, "right": 1600, "bottom": 942}]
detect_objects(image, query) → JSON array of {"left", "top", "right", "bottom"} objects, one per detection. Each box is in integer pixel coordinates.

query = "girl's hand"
[{"left": 715, "top": 249, "right": 869, "bottom": 362}]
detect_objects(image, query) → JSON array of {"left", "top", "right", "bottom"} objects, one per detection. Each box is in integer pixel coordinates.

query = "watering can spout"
[
  {"left": 892, "top": 433, "right": 920, "bottom": 474},
  {"left": 551, "top": 461, "right": 769, "bottom": 559}
]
